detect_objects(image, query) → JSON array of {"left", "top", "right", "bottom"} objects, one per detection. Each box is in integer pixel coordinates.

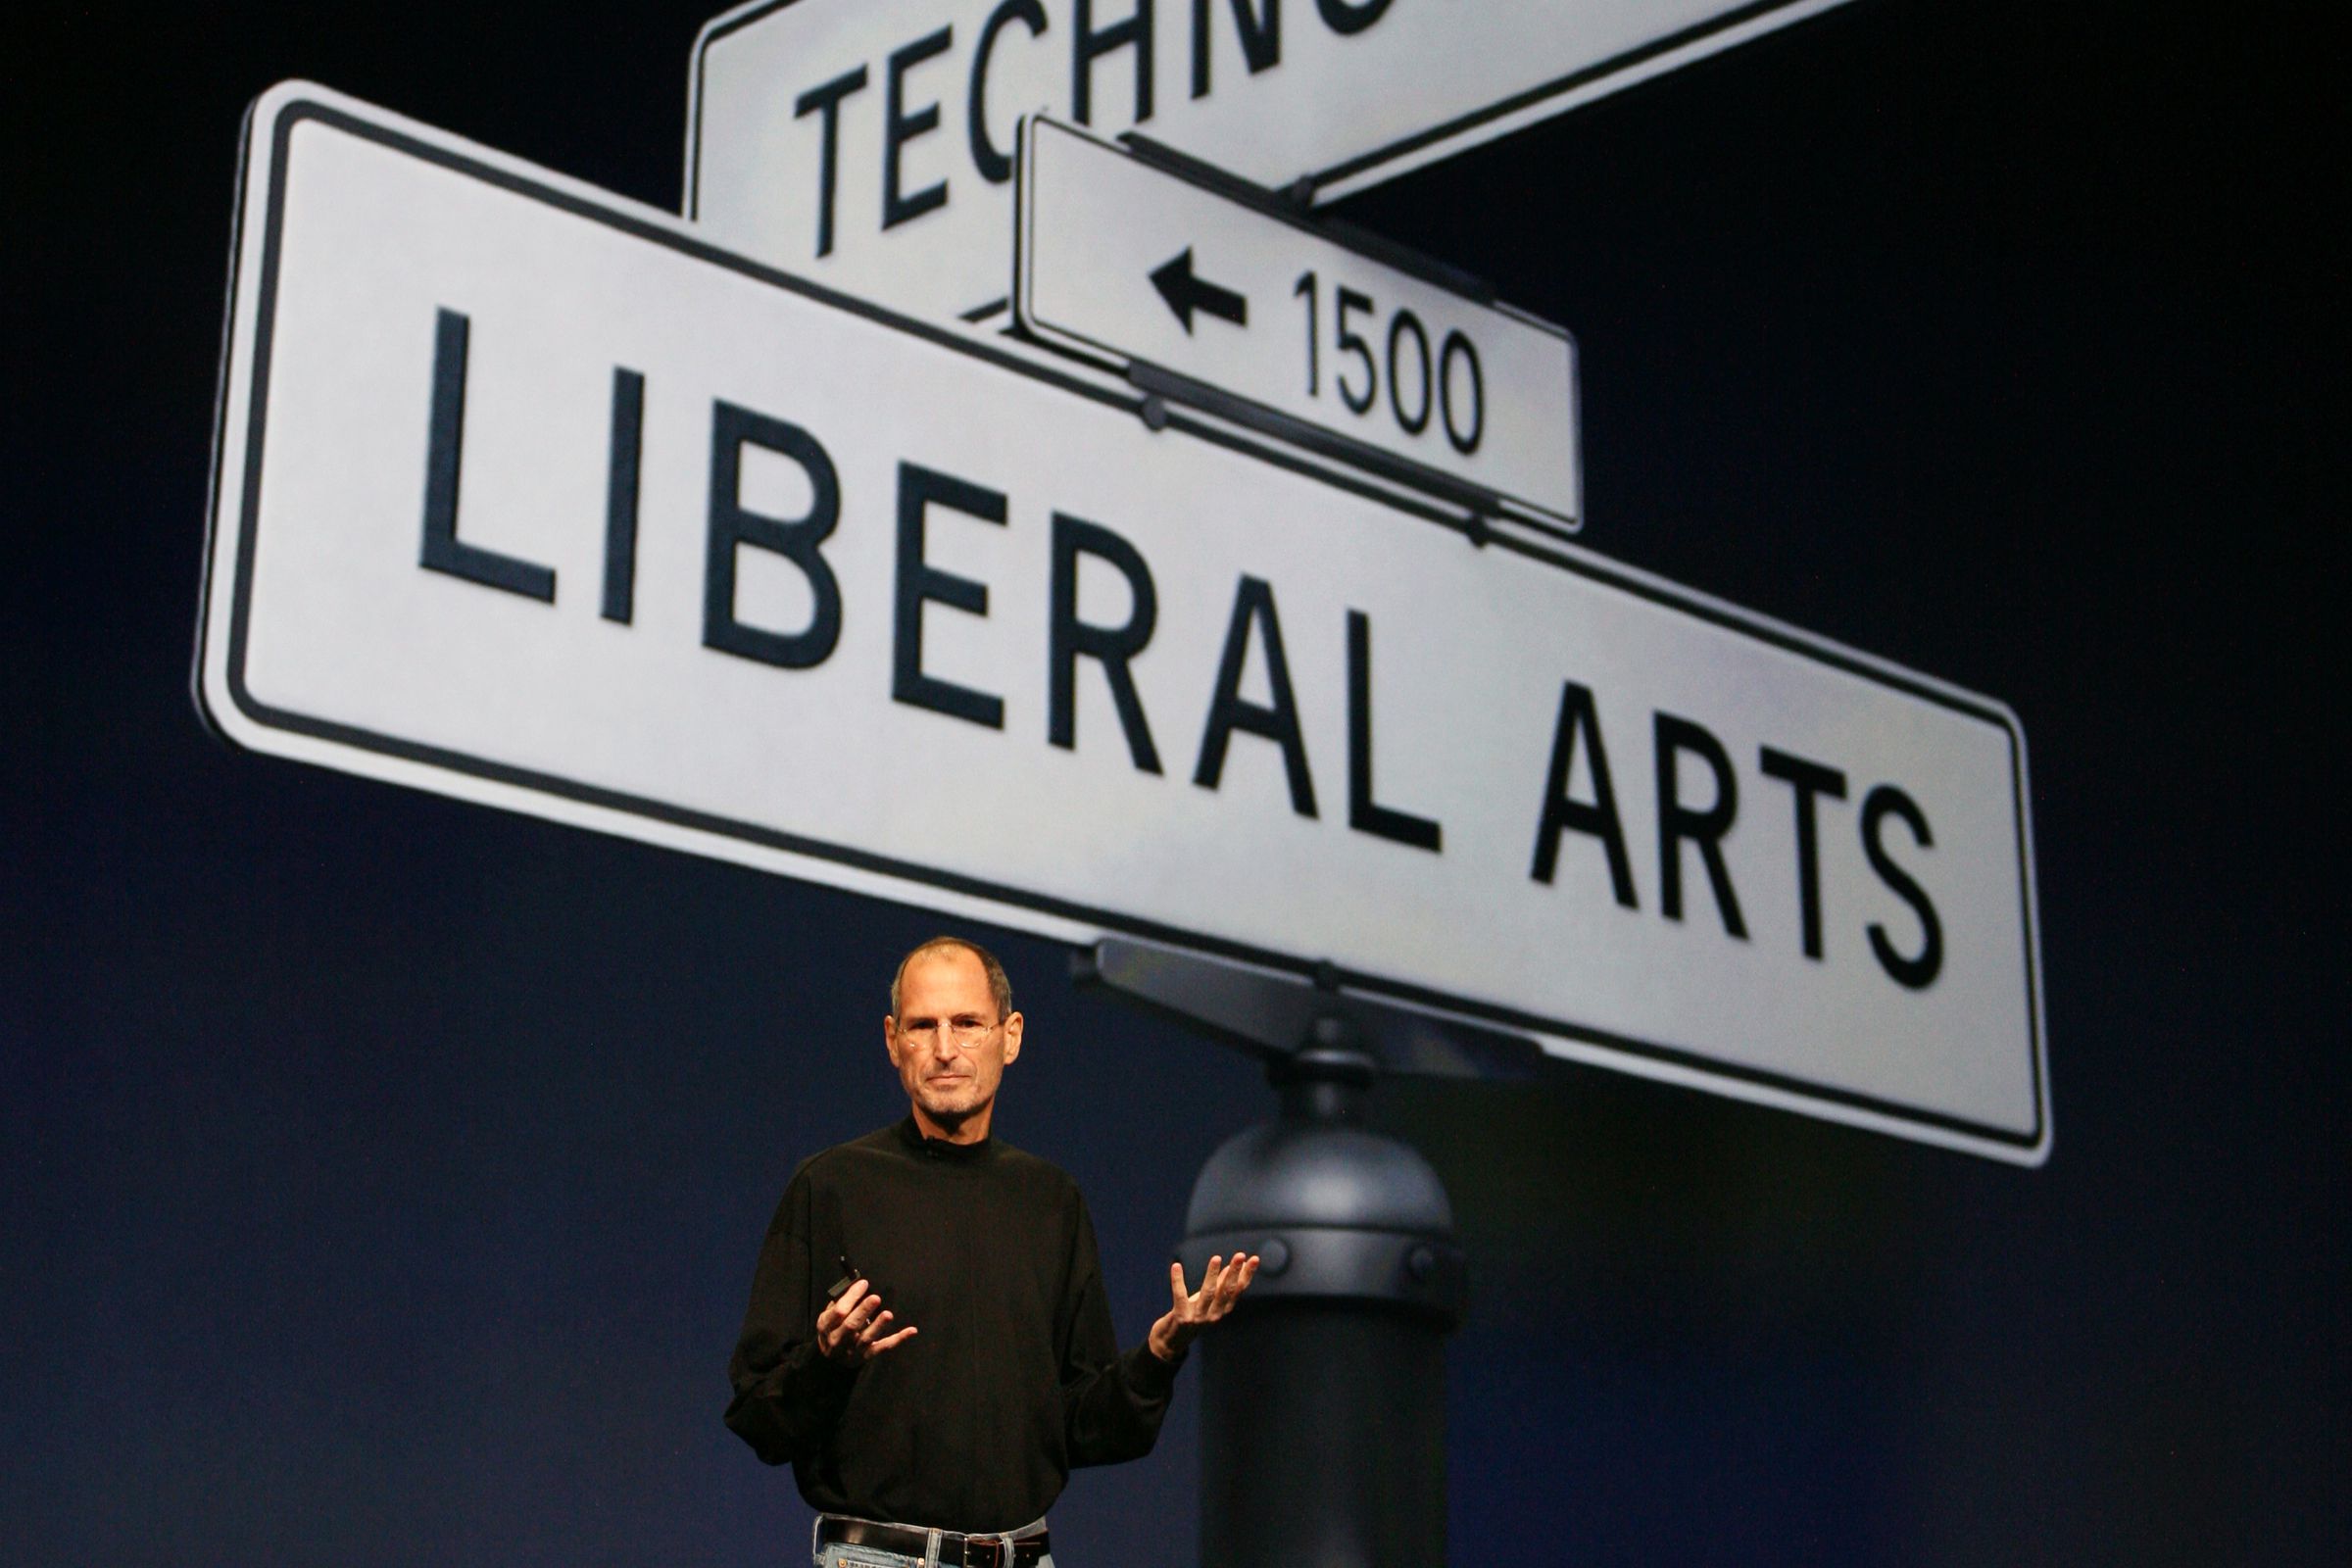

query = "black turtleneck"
[{"left": 724, "top": 1117, "right": 1184, "bottom": 1532}]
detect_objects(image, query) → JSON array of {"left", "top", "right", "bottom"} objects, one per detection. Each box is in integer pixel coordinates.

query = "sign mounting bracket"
[
  {"left": 1120, "top": 360, "right": 1539, "bottom": 544},
  {"left": 1074, "top": 935, "right": 1546, "bottom": 1084}
]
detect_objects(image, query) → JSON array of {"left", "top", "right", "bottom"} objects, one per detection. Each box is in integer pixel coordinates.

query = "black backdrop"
[{"left": 5, "top": 2, "right": 2340, "bottom": 1563}]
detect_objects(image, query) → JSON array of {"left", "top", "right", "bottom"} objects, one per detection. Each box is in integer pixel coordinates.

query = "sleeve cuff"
[
  {"left": 1126, "top": 1340, "right": 1186, "bottom": 1396},
  {"left": 806, "top": 1348, "right": 859, "bottom": 1394}
]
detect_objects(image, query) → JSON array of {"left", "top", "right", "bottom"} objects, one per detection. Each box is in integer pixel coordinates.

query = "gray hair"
[{"left": 890, "top": 936, "right": 1013, "bottom": 1020}]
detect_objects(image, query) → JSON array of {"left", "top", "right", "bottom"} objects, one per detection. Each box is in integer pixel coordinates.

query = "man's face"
[{"left": 885, "top": 948, "right": 1023, "bottom": 1133}]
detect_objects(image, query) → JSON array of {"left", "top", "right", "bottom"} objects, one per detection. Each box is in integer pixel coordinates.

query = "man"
[{"left": 726, "top": 936, "right": 1258, "bottom": 1567}]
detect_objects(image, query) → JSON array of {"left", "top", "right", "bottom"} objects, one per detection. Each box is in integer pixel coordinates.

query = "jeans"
[
  {"left": 814, "top": 1546, "right": 1056, "bottom": 1568},
  {"left": 811, "top": 1516, "right": 1054, "bottom": 1568}
]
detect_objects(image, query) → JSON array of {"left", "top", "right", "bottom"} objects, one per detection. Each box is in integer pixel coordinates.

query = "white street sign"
[
  {"left": 202, "top": 83, "right": 2048, "bottom": 1164},
  {"left": 1016, "top": 118, "right": 1579, "bottom": 527},
  {"left": 688, "top": 0, "right": 1859, "bottom": 321}
]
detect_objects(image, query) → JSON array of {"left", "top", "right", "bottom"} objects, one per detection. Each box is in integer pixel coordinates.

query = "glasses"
[{"left": 896, "top": 1016, "right": 1002, "bottom": 1049}]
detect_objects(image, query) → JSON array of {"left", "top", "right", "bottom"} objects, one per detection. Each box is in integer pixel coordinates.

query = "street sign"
[
  {"left": 688, "top": 0, "right": 1860, "bottom": 321},
  {"left": 1015, "top": 118, "right": 1579, "bottom": 527},
  {"left": 202, "top": 83, "right": 2048, "bottom": 1164}
]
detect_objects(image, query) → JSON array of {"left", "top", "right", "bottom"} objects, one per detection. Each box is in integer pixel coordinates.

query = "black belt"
[{"left": 817, "top": 1515, "right": 1050, "bottom": 1568}]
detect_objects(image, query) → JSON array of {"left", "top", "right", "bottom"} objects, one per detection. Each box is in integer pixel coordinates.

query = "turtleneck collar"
[{"left": 896, "top": 1113, "right": 995, "bottom": 1162}]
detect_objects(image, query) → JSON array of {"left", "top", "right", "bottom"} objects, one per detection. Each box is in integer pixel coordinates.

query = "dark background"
[{"left": 5, "top": 1, "right": 2340, "bottom": 1563}]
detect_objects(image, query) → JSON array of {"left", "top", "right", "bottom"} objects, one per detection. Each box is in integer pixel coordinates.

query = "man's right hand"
[{"left": 816, "top": 1279, "right": 917, "bottom": 1365}]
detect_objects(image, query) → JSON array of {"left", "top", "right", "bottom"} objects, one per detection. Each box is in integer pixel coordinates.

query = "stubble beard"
[{"left": 915, "top": 1074, "right": 993, "bottom": 1130}]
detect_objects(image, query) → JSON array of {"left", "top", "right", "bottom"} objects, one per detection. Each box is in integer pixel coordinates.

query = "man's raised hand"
[
  {"left": 1148, "top": 1252, "right": 1260, "bottom": 1362},
  {"left": 817, "top": 1279, "right": 917, "bottom": 1366}
]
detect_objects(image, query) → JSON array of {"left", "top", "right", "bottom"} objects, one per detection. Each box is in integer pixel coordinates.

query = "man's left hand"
[{"left": 1149, "top": 1252, "right": 1260, "bottom": 1362}]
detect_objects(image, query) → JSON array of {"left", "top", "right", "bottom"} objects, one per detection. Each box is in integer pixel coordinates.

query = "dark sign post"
[{"left": 1079, "top": 938, "right": 1543, "bottom": 1567}]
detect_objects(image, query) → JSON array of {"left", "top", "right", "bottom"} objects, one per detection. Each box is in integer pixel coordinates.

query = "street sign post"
[
  {"left": 688, "top": 0, "right": 1860, "bottom": 320},
  {"left": 201, "top": 83, "right": 2047, "bottom": 1165},
  {"left": 1016, "top": 118, "right": 1580, "bottom": 527}
]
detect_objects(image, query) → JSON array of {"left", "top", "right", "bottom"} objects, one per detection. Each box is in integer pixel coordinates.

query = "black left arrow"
[{"left": 1150, "top": 247, "right": 1249, "bottom": 334}]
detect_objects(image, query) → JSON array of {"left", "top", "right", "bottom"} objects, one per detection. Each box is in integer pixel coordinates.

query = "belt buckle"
[{"left": 961, "top": 1540, "right": 1004, "bottom": 1568}]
